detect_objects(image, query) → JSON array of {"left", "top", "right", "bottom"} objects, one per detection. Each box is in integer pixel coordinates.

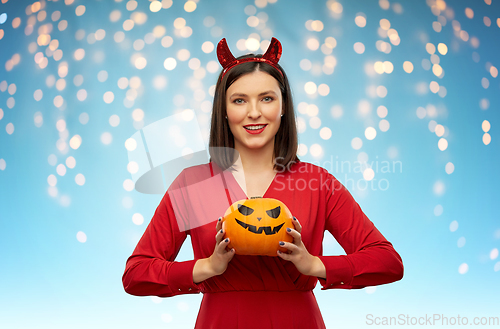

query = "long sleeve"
[
  {"left": 122, "top": 187, "right": 202, "bottom": 297},
  {"left": 317, "top": 173, "right": 404, "bottom": 290}
]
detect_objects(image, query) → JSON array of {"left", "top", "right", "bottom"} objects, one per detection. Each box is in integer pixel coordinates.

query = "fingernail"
[
  {"left": 220, "top": 229, "right": 223, "bottom": 233},
  {"left": 279, "top": 241, "right": 284, "bottom": 246},
  {"left": 225, "top": 238, "right": 229, "bottom": 242},
  {"left": 293, "top": 216, "right": 297, "bottom": 221},
  {"left": 286, "top": 227, "right": 291, "bottom": 232}
]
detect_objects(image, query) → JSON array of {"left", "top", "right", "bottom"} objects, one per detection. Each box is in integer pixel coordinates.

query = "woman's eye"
[
  {"left": 263, "top": 97, "right": 273, "bottom": 102},
  {"left": 234, "top": 99, "right": 244, "bottom": 104}
]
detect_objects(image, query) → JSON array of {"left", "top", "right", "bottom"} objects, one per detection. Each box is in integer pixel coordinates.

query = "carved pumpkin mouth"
[{"left": 235, "top": 218, "right": 285, "bottom": 235}]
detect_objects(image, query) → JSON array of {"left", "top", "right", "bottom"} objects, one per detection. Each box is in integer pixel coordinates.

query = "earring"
[
  {"left": 281, "top": 114, "right": 283, "bottom": 117},
  {"left": 225, "top": 116, "right": 228, "bottom": 119}
]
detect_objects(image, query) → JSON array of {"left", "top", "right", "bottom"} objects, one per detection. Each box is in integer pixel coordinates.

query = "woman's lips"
[{"left": 243, "top": 124, "right": 267, "bottom": 134}]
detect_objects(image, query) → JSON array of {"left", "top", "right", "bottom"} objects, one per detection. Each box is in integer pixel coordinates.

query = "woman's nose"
[{"left": 247, "top": 101, "right": 261, "bottom": 117}]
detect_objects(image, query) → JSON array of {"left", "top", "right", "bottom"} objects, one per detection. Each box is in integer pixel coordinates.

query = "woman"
[{"left": 122, "top": 37, "right": 404, "bottom": 328}]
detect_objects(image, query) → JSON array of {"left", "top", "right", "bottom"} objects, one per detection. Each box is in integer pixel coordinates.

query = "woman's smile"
[{"left": 243, "top": 124, "right": 268, "bottom": 134}]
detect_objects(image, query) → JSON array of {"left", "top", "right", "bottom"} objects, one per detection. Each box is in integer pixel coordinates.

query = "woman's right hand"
[{"left": 208, "top": 217, "right": 236, "bottom": 276}]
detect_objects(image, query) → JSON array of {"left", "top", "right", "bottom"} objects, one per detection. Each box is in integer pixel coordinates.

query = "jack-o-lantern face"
[{"left": 222, "top": 198, "right": 294, "bottom": 256}]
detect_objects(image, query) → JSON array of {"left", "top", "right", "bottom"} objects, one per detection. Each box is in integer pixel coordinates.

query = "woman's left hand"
[{"left": 277, "top": 216, "right": 324, "bottom": 277}]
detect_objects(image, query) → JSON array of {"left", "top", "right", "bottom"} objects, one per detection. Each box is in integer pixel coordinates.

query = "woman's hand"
[
  {"left": 208, "top": 217, "right": 236, "bottom": 276},
  {"left": 193, "top": 217, "right": 236, "bottom": 283},
  {"left": 277, "top": 217, "right": 326, "bottom": 278}
]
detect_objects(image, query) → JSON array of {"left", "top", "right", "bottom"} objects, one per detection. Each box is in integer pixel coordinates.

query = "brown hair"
[{"left": 208, "top": 54, "right": 300, "bottom": 173}]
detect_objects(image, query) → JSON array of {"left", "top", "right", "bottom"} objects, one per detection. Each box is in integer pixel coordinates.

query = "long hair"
[{"left": 208, "top": 54, "right": 300, "bottom": 173}]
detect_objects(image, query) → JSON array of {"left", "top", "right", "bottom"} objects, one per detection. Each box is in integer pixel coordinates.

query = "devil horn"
[
  {"left": 217, "top": 38, "right": 236, "bottom": 70},
  {"left": 262, "top": 37, "right": 282, "bottom": 64}
]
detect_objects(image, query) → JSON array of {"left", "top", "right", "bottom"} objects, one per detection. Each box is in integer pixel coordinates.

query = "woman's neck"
[{"left": 232, "top": 139, "right": 275, "bottom": 174}]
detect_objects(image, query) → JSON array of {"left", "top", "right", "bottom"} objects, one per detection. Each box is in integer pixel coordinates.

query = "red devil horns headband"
[{"left": 217, "top": 37, "right": 283, "bottom": 80}]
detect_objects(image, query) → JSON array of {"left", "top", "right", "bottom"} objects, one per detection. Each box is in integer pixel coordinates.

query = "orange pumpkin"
[{"left": 222, "top": 197, "right": 294, "bottom": 256}]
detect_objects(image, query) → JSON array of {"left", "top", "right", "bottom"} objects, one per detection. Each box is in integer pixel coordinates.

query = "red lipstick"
[{"left": 243, "top": 124, "right": 267, "bottom": 135}]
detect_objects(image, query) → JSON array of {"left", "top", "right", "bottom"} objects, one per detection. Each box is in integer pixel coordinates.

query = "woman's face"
[{"left": 225, "top": 70, "right": 283, "bottom": 155}]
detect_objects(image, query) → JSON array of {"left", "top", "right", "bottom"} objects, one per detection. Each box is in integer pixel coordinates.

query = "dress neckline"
[
  {"left": 229, "top": 170, "right": 278, "bottom": 200},
  {"left": 209, "top": 161, "right": 283, "bottom": 207}
]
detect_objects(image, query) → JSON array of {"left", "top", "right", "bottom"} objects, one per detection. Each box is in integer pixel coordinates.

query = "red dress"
[{"left": 122, "top": 160, "right": 404, "bottom": 328}]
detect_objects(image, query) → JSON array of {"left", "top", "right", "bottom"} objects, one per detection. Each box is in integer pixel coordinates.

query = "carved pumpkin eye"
[
  {"left": 266, "top": 206, "right": 281, "bottom": 219},
  {"left": 237, "top": 204, "right": 254, "bottom": 216}
]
